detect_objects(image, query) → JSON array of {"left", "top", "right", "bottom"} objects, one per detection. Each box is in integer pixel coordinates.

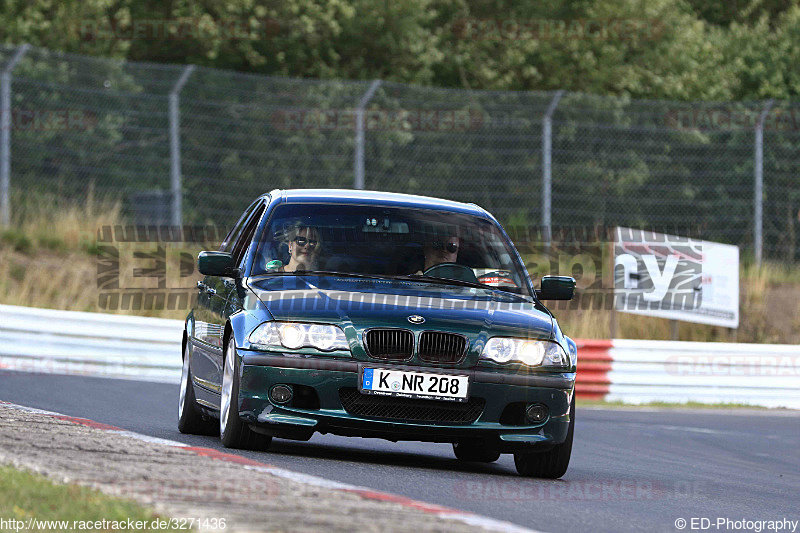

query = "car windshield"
[{"left": 251, "top": 203, "right": 533, "bottom": 297}]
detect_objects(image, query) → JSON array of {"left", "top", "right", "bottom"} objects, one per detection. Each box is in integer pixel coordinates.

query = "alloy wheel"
[{"left": 220, "top": 337, "right": 236, "bottom": 435}]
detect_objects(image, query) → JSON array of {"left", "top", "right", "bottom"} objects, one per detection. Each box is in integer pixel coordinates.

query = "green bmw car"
[{"left": 179, "top": 189, "right": 577, "bottom": 478}]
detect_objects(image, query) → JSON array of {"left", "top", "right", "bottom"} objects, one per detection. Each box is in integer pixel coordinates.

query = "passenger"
[{"left": 277, "top": 223, "right": 322, "bottom": 272}]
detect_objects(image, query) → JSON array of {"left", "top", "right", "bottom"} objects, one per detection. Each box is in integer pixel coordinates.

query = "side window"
[
  {"left": 231, "top": 205, "right": 266, "bottom": 268},
  {"left": 220, "top": 200, "right": 261, "bottom": 253}
]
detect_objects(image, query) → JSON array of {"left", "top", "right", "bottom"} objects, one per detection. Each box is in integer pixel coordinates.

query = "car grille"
[
  {"left": 339, "top": 388, "right": 485, "bottom": 424},
  {"left": 418, "top": 332, "right": 467, "bottom": 363},
  {"left": 364, "top": 329, "right": 413, "bottom": 360}
]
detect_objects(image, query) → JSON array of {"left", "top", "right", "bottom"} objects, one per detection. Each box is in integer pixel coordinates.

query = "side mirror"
[
  {"left": 537, "top": 275, "right": 576, "bottom": 300},
  {"left": 198, "top": 251, "right": 236, "bottom": 277}
]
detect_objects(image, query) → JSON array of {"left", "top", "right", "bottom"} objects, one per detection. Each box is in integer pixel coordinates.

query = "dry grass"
[
  {"left": 555, "top": 262, "right": 800, "bottom": 343},
  {"left": 0, "top": 247, "right": 200, "bottom": 319},
  {"left": 1, "top": 200, "right": 799, "bottom": 340},
  {"left": 0, "top": 249, "right": 96, "bottom": 313},
  {"left": 6, "top": 188, "right": 123, "bottom": 252},
  {"left": 0, "top": 192, "right": 204, "bottom": 319}
]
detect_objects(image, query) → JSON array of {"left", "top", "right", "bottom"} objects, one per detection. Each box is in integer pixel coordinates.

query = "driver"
[
  {"left": 424, "top": 235, "right": 460, "bottom": 271},
  {"left": 414, "top": 234, "right": 460, "bottom": 275}
]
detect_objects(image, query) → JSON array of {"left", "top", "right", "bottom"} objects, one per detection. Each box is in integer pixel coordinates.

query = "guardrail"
[
  {"left": 575, "top": 338, "right": 800, "bottom": 409},
  {"left": 0, "top": 304, "right": 183, "bottom": 383},
  {"left": 1, "top": 305, "right": 798, "bottom": 408},
  {"left": 607, "top": 339, "right": 800, "bottom": 408}
]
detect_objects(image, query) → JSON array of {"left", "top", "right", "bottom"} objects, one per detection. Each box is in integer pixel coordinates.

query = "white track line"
[{"left": 0, "top": 400, "right": 541, "bottom": 533}]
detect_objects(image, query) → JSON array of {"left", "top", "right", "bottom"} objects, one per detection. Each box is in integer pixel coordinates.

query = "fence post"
[
  {"left": 754, "top": 99, "right": 774, "bottom": 266},
  {"left": 542, "top": 90, "right": 564, "bottom": 246},
  {"left": 354, "top": 80, "right": 382, "bottom": 190},
  {"left": 1, "top": 44, "right": 30, "bottom": 227},
  {"left": 169, "top": 65, "right": 195, "bottom": 227}
]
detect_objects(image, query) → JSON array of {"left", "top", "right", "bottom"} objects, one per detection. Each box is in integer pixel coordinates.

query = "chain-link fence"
[{"left": 1, "top": 44, "right": 798, "bottom": 261}]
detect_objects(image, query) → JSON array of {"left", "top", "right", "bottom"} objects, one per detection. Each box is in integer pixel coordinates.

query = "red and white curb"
[{"left": 0, "top": 401, "right": 540, "bottom": 533}]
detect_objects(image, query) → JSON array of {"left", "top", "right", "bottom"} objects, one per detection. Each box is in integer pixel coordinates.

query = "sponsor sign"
[{"left": 614, "top": 227, "right": 739, "bottom": 328}]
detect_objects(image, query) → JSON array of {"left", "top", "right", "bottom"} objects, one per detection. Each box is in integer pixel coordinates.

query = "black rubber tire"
[
  {"left": 220, "top": 337, "right": 272, "bottom": 451},
  {"left": 514, "top": 395, "right": 575, "bottom": 478},
  {"left": 452, "top": 442, "right": 501, "bottom": 463},
  {"left": 178, "top": 342, "right": 217, "bottom": 435}
]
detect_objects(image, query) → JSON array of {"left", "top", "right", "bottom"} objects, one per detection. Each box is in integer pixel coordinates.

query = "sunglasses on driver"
[
  {"left": 293, "top": 236, "right": 319, "bottom": 248},
  {"left": 428, "top": 241, "right": 459, "bottom": 253}
]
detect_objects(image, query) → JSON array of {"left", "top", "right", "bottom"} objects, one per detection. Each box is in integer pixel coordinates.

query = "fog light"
[
  {"left": 525, "top": 403, "right": 548, "bottom": 423},
  {"left": 270, "top": 384, "right": 293, "bottom": 404}
]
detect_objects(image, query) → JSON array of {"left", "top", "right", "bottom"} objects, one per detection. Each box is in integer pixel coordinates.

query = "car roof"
[{"left": 262, "top": 189, "right": 491, "bottom": 218}]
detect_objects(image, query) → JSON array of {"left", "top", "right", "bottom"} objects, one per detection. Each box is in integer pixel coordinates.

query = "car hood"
[{"left": 247, "top": 276, "right": 553, "bottom": 365}]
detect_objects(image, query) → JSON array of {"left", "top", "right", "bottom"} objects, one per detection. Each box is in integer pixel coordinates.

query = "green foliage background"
[
  {"left": 1, "top": 0, "right": 799, "bottom": 259},
  {"left": 3, "top": 0, "right": 800, "bottom": 100}
]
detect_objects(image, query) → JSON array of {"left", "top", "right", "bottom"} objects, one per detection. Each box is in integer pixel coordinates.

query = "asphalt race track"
[{"left": 2, "top": 372, "right": 798, "bottom": 533}]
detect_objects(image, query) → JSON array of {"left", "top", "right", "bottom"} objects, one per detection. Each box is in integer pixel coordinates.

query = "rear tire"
[
  {"left": 514, "top": 395, "right": 575, "bottom": 478},
  {"left": 452, "top": 442, "right": 501, "bottom": 463},
  {"left": 178, "top": 342, "right": 216, "bottom": 435},
  {"left": 220, "top": 336, "right": 271, "bottom": 451}
]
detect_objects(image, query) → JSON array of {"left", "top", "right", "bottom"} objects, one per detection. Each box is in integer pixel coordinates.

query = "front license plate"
[{"left": 360, "top": 368, "right": 469, "bottom": 402}]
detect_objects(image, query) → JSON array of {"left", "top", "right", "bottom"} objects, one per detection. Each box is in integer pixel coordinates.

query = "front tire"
[
  {"left": 178, "top": 342, "right": 217, "bottom": 435},
  {"left": 220, "top": 336, "right": 271, "bottom": 450},
  {"left": 514, "top": 395, "right": 575, "bottom": 478}
]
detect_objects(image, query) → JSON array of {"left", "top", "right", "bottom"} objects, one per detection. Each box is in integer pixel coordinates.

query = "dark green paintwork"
[
  {"left": 197, "top": 251, "right": 235, "bottom": 277},
  {"left": 539, "top": 275, "right": 577, "bottom": 301},
  {"left": 184, "top": 190, "right": 577, "bottom": 452}
]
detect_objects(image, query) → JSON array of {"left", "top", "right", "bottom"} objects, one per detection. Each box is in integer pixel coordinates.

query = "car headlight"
[
  {"left": 481, "top": 338, "right": 568, "bottom": 367},
  {"left": 249, "top": 322, "right": 349, "bottom": 352}
]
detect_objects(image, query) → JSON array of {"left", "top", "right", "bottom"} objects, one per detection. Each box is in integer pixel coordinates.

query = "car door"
[
  {"left": 209, "top": 201, "right": 267, "bottom": 387},
  {"left": 190, "top": 200, "right": 261, "bottom": 399},
  {"left": 219, "top": 205, "right": 265, "bottom": 369}
]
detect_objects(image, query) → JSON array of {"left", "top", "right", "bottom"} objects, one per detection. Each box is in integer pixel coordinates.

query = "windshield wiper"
[
  {"left": 394, "top": 275, "right": 531, "bottom": 299},
  {"left": 275, "top": 270, "right": 403, "bottom": 282},
  {"left": 255, "top": 270, "right": 527, "bottom": 296},
  {"left": 302, "top": 271, "right": 488, "bottom": 289},
  {"left": 388, "top": 274, "right": 488, "bottom": 289},
  {"left": 260, "top": 269, "right": 476, "bottom": 286}
]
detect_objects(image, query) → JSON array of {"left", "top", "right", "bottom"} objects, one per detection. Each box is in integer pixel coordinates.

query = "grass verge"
[{"left": 0, "top": 464, "right": 187, "bottom": 531}]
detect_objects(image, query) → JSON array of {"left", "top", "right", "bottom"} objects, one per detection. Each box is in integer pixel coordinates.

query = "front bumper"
[{"left": 238, "top": 351, "right": 575, "bottom": 451}]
